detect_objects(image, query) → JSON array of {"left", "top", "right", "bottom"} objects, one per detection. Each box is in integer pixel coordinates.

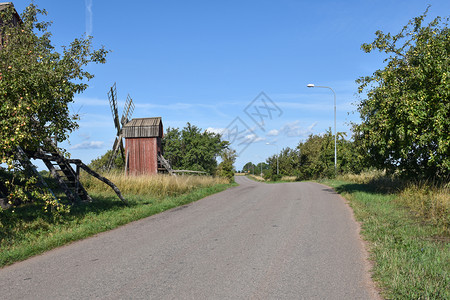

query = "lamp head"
[{"left": 307, "top": 83, "right": 315, "bottom": 88}]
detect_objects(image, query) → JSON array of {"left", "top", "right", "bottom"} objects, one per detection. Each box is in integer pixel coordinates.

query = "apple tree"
[
  {"left": 353, "top": 8, "right": 449, "bottom": 178},
  {"left": 0, "top": 3, "right": 108, "bottom": 209}
]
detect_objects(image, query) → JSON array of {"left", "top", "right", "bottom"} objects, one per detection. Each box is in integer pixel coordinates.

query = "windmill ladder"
[
  {"left": 36, "top": 149, "right": 92, "bottom": 203},
  {"left": 157, "top": 154, "right": 175, "bottom": 176}
]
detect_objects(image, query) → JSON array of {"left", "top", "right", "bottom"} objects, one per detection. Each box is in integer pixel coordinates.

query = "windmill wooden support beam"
[
  {"left": 157, "top": 154, "right": 175, "bottom": 176},
  {"left": 70, "top": 160, "right": 127, "bottom": 205},
  {"left": 27, "top": 150, "right": 127, "bottom": 205},
  {"left": 171, "top": 170, "right": 208, "bottom": 175}
]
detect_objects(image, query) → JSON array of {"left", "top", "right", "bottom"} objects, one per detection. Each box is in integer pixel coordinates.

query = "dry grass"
[
  {"left": 248, "top": 174, "right": 265, "bottom": 181},
  {"left": 81, "top": 172, "right": 229, "bottom": 198},
  {"left": 337, "top": 171, "right": 450, "bottom": 231},
  {"left": 338, "top": 169, "right": 387, "bottom": 184},
  {"left": 398, "top": 181, "right": 450, "bottom": 230}
]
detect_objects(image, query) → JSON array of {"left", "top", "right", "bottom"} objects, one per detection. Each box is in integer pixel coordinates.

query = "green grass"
[
  {"left": 0, "top": 177, "right": 234, "bottom": 268},
  {"left": 321, "top": 179, "right": 449, "bottom": 299}
]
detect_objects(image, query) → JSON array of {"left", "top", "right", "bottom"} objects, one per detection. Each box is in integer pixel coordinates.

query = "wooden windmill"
[{"left": 107, "top": 83, "right": 135, "bottom": 171}]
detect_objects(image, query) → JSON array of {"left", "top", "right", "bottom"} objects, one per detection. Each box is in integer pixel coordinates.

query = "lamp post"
[
  {"left": 256, "top": 155, "right": 264, "bottom": 176},
  {"left": 266, "top": 142, "right": 279, "bottom": 175},
  {"left": 307, "top": 83, "right": 337, "bottom": 175}
]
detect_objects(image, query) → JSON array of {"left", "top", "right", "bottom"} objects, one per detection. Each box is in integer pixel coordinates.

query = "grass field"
[
  {"left": 0, "top": 174, "right": 232, "bottom": 267},
  {"left": 322, "top": 173, "right": 449, "bottom": 299}
]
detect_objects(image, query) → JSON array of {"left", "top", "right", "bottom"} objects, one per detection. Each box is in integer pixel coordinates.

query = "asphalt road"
[{"left": 0, "top": 176, "right": 379, "bottom": 299}]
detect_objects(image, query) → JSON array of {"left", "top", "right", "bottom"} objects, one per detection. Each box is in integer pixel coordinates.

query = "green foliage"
[
  {"left": 89, "top": 150, "right": 124, "bottom": 172},
  {"left": 256, "top": 162, "right": 269, "bottom": 176},
  {"left": 162, "top": 123, "right": 229, "bottom": 174},
  {"left": 261, "top": 131, "right": 363, "bottom": 180},
  {"left": 263, "top": 170, "right": 281, "bottom": 182},
  {"left": 242, "top": 162, "right": 256, "bottom": 174},
  {"left": 296, "top": 129, "right": 335, "bottom": 179},
  {"left": 354, "top": 8, "right": 449, "bottom": 179},
  {"left": 216, "top": 149, "right": 237, "bottom": 182},
  {"left": 243, "top": 161, "right": 269, "bottom": 176},
  {"left": 0, "top": 3, "right": 108, "bottom": 210},
  {"left": 278, "top": 147, "right": 301, "bottom": 176}
]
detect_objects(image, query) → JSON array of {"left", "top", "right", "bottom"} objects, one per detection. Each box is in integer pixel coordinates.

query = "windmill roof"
[
  {"left": 0, "top": 2, "right": 22, "bottom": 24},
  {"left": 123, "top": 117, "right": 163, "bottom": 138},
  {"left": 0, "top": 3, "right": 13, "bottom": 10}
]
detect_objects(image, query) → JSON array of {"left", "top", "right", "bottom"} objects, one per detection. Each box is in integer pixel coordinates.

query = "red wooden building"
[{"left": 123, "top": 117, "right": 163, "bottom": 175}]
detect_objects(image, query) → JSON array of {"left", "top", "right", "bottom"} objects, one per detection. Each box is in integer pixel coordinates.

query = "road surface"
[{"left": 0, "top": 176, "right": 379, "bottom": 299}]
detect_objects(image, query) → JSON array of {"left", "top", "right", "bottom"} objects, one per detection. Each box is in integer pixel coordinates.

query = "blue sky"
[{"left": 13, "top": 0, "right": 450, "bottom": 170}]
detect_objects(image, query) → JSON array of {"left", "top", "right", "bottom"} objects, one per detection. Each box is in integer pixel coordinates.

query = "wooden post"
[
  {"left": 72, "top": 161, "right": 128, "bottom": 205},
  {"left": 124, "top": 150, "right": 129, "bottom": 176}
]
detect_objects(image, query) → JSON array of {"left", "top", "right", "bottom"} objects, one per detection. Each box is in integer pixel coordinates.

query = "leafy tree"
[
  {"left": 294, "top": 130, "right": 362, "bottom": 179},
  {"left": 216, "top": 149, "right": 236, "bottom": 182},
  {"left": 88, "top": 150, "right": 124, "bottom": 172},
  {"left": 353, "top": 8, "right": 449, "bottom": 178},
  {"left": 162, "top": 123, "right": 229, "bottom": 174},
  {"left": 296, "top": 130, "right": 335, "bottom": 179},
  {"left": 0, "top": 3, "right": 108, "bottom": 209},
  {"left": 277, "top": 147, "right": 301, "bottom": 176},
  {"left": 337, "top": 134, "right": 365, "bottom": 175},
  {"left": 242, "top": 162, "right": 256, "bottom": 174},
  {"left": 255, "top": 162, "right": 269, "bottom": 176}
]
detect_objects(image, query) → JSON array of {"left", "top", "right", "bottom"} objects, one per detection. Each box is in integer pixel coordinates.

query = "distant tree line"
[{"left": 244, "top": 129, "right": 364, "bottom": 181}]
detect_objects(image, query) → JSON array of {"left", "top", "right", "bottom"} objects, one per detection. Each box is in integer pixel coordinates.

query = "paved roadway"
[{"left": 0, "top": 176, "right": 379, "bottom": 299}]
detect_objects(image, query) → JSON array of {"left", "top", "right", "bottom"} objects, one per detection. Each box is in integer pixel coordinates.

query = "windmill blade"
[
  {"left": 121, "top": 94, "right": 135, "bottom": 126},
  {"left": 107, "top": 134, "right": 124, "bottom": 170},
  {"left": 108, "top": 82, "right": 121, "bottom": 135}
]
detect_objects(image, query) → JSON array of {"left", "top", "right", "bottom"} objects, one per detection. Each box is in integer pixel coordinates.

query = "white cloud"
[
  {"left": 267, "top": 129, "right": 279, "bottom": 136},
  {"left": 267, "top": 121, "right": 317, "bottom": 138},
  {"left": 70, "top": 141, "right": 104, "bottom": 150},
  {"left": 205, "top": 127, "right": 226, "bottom": 135},
  {"left": 281, "top": 121, "right": 317, "bottom": 137},
  {"left": 85, "top": 0, "right": 93, "bottom": 36},
  {"left": 241, "top": 134, "right": 265, "bottom": 144}
]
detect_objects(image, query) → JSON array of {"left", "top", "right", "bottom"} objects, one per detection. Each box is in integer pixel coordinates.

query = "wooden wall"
[{"left": 125, "top": 137, "right": 160, "bottom": 175}]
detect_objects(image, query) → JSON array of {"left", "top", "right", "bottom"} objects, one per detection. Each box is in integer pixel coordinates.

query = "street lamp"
[
  {"left": 307, "top": 83, "right": 337, "bottom": 175},
  {"left": 266, "top": 142, "right": 279, "bottom": 175},
  {"left": 256, "top": 155, "right": 264, "bottom": 176}
]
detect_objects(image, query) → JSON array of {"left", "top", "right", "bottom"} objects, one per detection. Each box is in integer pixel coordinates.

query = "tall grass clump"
[
  {"left": 337, "top": 171, "right": 449, "bottom": 233},
  {"left": 338, "top": 169, "right": 387, "bottom": 184},
  {"left": 81, "top": 172, "right": 229, "bottom": 198},
  {"left": 398, "top": 181, "right": 450, "bottom": 232}
]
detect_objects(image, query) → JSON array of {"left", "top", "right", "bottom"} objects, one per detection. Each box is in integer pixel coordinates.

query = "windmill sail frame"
[{"left": 107, "top": 83, "right": 134, "bottom": 171}]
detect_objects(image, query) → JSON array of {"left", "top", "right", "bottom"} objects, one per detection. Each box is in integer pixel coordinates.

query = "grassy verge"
[
  {"left": 0, "top": 174, "right": 233, "bottom": 268},
  {"left": 321, "top": 176, "right": 449, "bottom": 299}
]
